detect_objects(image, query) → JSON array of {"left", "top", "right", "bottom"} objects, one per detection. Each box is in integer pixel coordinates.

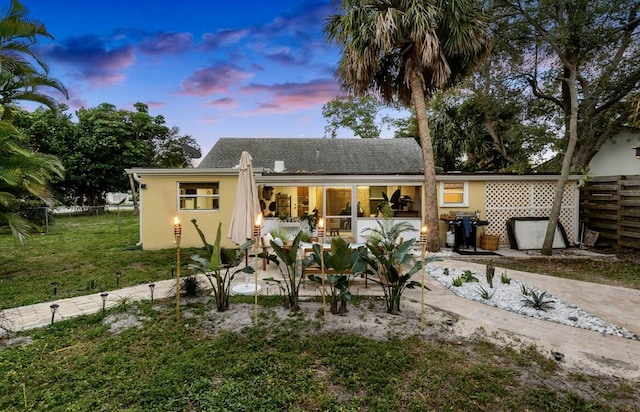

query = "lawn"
[
  {"left": 2, "top": 298, "right": 640, "bottom": 411},
  {"left": 1, "top": 213, "right": 640, "bottom": 410},
  {"left": 0, "top": 212, "right": 198, "bottom": 309}
]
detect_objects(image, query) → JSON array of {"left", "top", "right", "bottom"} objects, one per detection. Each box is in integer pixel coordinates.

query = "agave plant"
[
  {"left": 190, "top": 219, "right": 254, "bottom": 312},
  {"left": 521, "top": 290, "right": 555, "bottom": 311},
  {"left": 476, "top": 285, "right": 494, "bottom": 300},
  {"left": 462, "top": 270, "right": 479, "bottom": 283},
  {"left": 304, "top": 236, "right": 366, "bottom": 315}
]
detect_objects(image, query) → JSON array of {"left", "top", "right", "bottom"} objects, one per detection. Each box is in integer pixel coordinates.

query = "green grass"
[
  {"left": 1, "top": 300, "right": 639, "bottom": 411},
  {"left": 470, "top": 256, "right": 640, "bottom": 290},
  {"left": 0, "top": 212, "right": 199, "bottom": 309}
]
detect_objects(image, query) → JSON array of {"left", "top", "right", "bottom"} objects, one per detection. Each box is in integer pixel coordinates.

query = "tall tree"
[
  {"left": 14, "top": 103, "right": 198, "bottom": 205},
  {"left": 322, "top": 95, "right": 385, "bottom": 138},
  {"left": 325, "top": 0, "right": 488, "bottom": 250},
  {"left": 492, "top": 0, "right": 640, "bottom": 254}
]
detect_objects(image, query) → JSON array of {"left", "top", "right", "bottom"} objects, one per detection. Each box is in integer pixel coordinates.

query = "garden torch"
[{"left": 173, "top": 216, "right": 181, "bottom": 321}]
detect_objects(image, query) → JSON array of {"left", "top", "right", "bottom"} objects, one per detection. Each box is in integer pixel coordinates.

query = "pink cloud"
[
  {"left": 243, "top": 79, "right": 339, "bottom": 113},
  {"left": 146, "top": 101, "right": 165, "bottom": 109},
  {"left": 205, "top": 97, "right": 237, "bottom": 109},
  {"left": 179, "top": 64, "right": 253, "bottom": 96}
]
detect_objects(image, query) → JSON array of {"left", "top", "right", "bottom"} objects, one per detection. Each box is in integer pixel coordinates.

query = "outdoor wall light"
[
  {"left": 51, "top": 281, "right": 58, "bottom": 296},
  {"left": 140, "top": 183, "right": 147, "bottom": 189},
  {"left": 148, "top": 283, "right": 155, "bottom": 302},
  {"left": 115, "top": 271, "right": 122, "bottom": 288},
  {"left": 50, "top": 304, "right": 59, "bottom": 324},
  {"left": 633, "top": 146, "right": 640, "bottom": 159},
  {"left": 100, "top": 292, "right": 109, "bottom": 311}
]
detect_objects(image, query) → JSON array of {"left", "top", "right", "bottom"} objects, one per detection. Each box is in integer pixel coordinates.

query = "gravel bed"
[{"left": 428, "top": 265, "right": 637, "bottom": 340}]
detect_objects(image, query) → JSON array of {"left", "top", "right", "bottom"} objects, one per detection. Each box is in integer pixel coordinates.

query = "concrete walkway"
[{"left": 2, "top": 258, "right": 639, "bottom": 380}]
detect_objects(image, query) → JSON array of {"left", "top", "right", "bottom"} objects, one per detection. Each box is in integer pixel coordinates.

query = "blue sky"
[{"left": 25, "top": 0, "right": 351, "bottom": 156}]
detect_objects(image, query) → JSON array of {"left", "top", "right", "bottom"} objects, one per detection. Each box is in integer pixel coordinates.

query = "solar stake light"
[
  {"left": 115, "top": 271, "right": 122, "bottom": 288},
  {"left": 100, "top": 292, "right": 108, "bottom": 311},
  {"left": 149, "top": 283, "right": 156, "bottom": 302},
  {"left": 51, "top": 281, "right": 58, "bottom": 296},
  {"left": 50, "top": 304, "right": 59, "bottom": 324}
]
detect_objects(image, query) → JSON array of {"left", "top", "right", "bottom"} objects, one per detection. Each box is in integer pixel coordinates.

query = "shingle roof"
[{"left": 198, "top": 138, "right": 424, "bottom": 175}]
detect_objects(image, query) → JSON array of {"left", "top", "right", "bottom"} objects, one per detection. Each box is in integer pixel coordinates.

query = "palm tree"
[
  {"left": 0, "top": 0, "right": 67, "bottom": 242},
  {"left": 0, "top": 121, "right": 63, "bottom": 244},
  {"left": 0, "top": 0, "right": 68, "bottom": 120},
  {"left": 325, "top": 0, "right": 488, "bottom": 250}
]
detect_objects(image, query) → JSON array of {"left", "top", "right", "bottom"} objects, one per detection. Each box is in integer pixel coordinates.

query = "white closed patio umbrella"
[{"left": 229, "top": 151, "right": 262, "bottom": 294}]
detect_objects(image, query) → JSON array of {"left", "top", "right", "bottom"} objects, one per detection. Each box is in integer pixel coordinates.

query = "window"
[
  {"left": 179, "top": 182, "right": 219, "bottom": 210},
  {"left": 439, "top": 182, "right": 468, "bottom": 207}
]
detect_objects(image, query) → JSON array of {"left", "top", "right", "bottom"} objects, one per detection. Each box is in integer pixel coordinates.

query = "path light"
[
  {"left": 51, "top": 281, "right": 58, "bottom": 296},
  {"left": 148, "top": 283, "right": 155, "bottom": 302},
  {"left": 100, "top": 292, "right": 108, "bottom": 311},
  {"left": 50, "top": 304, "right": 59, "bottom": 324},
  {"left": 115, "top": 271, "right": 122, "bottom": 288},
  {"left": 50, "top": 303, "right": 59, "bottom": 324},
  {"left": 173, "top": 216, "right": 182, "bottom": 321}
]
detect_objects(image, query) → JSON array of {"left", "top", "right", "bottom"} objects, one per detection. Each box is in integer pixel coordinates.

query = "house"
[
  {"left": 126, "top": 138, "right": 582, "bottom": 250},
  {"left": 588, "top": 127, "right": 640, "bottom": 177}
]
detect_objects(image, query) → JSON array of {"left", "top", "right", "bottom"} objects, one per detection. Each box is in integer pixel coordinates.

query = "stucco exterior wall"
[
  {"left": 589, "top": 129, "right": 640, "bottom": 176},
  {"left": 138, "top": 174, "right": 239, "bottom": 250}
]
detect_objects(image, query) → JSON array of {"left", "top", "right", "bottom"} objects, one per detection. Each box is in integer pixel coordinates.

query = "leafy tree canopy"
[{"left": 13, "top": 103, "right": 200, "bottom": 205}]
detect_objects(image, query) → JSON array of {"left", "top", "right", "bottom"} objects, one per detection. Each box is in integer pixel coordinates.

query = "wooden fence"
[{"left": 580, "top": 175, "right": 640, "bottom": 249}]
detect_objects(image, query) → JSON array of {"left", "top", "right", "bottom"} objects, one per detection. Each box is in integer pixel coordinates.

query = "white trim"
[
  {"left": 177, "top": 181, "right": 220, "bottom": 211},
  {"left": 439, "top": 181, "right": 469, "bottom": 207}
]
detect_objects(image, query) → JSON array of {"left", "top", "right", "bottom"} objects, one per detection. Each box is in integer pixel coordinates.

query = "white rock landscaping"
[{"left": 428, "top": 266, "right": 638, "bottom": 340}]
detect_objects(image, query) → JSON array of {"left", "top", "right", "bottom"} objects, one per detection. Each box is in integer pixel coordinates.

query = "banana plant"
[
  {"left": 262, "top": 230, "right": 305, "bottom": 312},
  {"left": 305, "top": 236, "right": 366, "bottom": 315},
  {"left": 190, "top": 219, "right": 254, "bottom": 312},
  {"left": 359, "top": 219, "right": 435, "bottom": 315}
]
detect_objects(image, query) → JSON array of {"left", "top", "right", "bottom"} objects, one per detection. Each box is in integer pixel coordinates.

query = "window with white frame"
[
  {"left": 439, "top": 182, "right": 468, "bottom": 207},
  {"left": 178, "top": 182, "right": 219, "bottom": 210}
]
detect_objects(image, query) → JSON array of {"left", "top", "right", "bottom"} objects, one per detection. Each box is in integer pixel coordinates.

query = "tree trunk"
[
  {"left": 128, "top": 173, "right": 139, "bottom": 215},
  {"left": 542, "top": 66, "right": 579, "bottom": 255},
  {"left": 410, "top": 71, "right": 440, "bottom": 252}
]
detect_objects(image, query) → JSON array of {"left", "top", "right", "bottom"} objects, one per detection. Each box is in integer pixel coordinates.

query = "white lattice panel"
[{"left": 484, "top": 181, "right": 577, "bottom": 246}]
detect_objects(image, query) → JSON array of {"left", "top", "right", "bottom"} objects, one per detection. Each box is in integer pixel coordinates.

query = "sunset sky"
[{"left": 25, "top": 0, "right": 362, "bottom": 156}]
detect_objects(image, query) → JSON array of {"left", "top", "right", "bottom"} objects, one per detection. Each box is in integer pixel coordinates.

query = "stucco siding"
[
  {"left": 139, "top": 174, "right": 239, "bottom": 250},
  {"left": 589, "top": 129, "right": 640, "bottom": 177}
]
